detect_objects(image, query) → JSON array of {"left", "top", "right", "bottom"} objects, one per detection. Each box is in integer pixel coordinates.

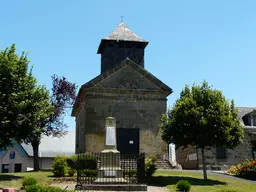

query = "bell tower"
[{"left": 97, "top": 22, "right": 148, "bottom": 74}]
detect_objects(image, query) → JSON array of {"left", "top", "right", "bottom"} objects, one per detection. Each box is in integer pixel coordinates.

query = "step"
[{"left": 155, "top": 160, "right": 172, "bottom": 169}]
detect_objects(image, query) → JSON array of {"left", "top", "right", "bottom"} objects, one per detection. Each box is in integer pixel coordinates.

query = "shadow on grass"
[
  {"left": 0, "top": 174, "right": 22, "bottom": 181},
  {"left": 148, "top": 176, "right": 227, "bottom": 187}
]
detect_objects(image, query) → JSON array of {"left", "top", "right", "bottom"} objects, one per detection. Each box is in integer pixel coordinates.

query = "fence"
[{"left": 75, "top": 152, "right": 145, "bottom": 186}]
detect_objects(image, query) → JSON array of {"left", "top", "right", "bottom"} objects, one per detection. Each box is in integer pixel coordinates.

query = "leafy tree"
[
  {"left": 25, "top": 75, "right": 77, "bottom": 171},
  {"left": 22, "top": 81, "right": 53, "bottom": 171},
  {"left": 0, "top": 44, "right": 44, "bottom": 148},
  {"left": 160, "top": 81, "right": 244, "bottom": 180},
  {"left": 0, "top": 44, "right": 77, "bottom": 171}
]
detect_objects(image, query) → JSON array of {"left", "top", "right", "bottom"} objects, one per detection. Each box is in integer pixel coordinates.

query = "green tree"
[
  {"left": 0, "top": 44, "right": 76, "bottom": 171},
  {"left": 0, "top": 44, "right": 46, "bottom": 148},
  {"left": 22, "top": 82, "right": 53, "bottom": 171},
  {"left": 160, "top": 81, "right": 244, "bottom": 180},
  {"left": 24, "top": 75, "right": 76, "bottom": 171}
]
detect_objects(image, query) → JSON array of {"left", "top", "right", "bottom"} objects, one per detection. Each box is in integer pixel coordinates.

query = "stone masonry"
[
  {"left": 72, "top": 22, "right": 172, "bottom": 156},
  {"left": 197, "top": 131, "right": 255, "bottom": 167},
  {"left": 176, "top": 107, "right": 256, "bottom": 169}
]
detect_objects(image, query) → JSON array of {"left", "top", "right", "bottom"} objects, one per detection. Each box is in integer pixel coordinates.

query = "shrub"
[
  {"left": 81, "top": 169, "right": 97, "bottom": 177},
  {"left": 25, "top": 184, "right": 75, "bottom": 192},
  {"left": 66, "top": 158, "right": 76, "bottom": 169},
  {"left": 68, "top": 167, "right": 76, "bottom": 177},
  {"left": 25, "top": 185, "right": 41, "bottom": 192},
  {"left": 176, "top": 180, "right": 191, "bottom": 192},
  {"left": 145, "top": 158, "right": 157, "bottom": 178},
  {"left": 22, "top": 177, "right": 37, "bottom": 188},
  {"left": 147, "top": 154, "right": 157, "bottom": 161},
  {"left": 124, "top": 169, "right": 137, "bottom": 177},
  {"left": 227, "top": 158, "right": 256, "bottom": 179},
  {"left": 52, "top": 155, "right": 68, "bottom": 177},
  {"left": 67, "top": 153, "right": 97, "bottom": 170}
]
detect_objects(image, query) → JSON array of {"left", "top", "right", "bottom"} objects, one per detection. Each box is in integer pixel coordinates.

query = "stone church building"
[{"left": 72, "top": 22, "right": 172, "bottom": 156}]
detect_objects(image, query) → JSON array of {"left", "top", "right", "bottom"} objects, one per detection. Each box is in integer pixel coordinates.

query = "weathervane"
[{"left": 121, "top": 15, "right": 124, "bottom": 22}]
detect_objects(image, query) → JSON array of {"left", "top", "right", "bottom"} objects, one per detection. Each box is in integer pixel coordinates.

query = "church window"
[
  {"left": 252, "top": 115, "right": 256, "bottom": 126},
  {"left": 244, "top": 115, "right": 256, "bottom": 126},
  {"left": 216, "top": 147, "right": 227, "bottom": 159}
]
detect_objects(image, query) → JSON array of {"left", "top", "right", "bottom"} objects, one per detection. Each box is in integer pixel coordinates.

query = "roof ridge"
[{"left": 236, "top": 107, "right": 256, "bottom": 109}]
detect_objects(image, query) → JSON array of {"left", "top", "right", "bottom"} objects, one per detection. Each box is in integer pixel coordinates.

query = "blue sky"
[{"left": 1, "top": 1, "right": 256, "bottom": 130}]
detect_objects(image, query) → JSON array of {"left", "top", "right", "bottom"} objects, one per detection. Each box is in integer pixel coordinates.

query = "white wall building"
[{"left": 0, "top": 131, "right": 75, "bottom": 173}]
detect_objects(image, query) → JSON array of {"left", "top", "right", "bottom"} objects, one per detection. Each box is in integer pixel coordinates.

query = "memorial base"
[
  {"left": 75, "top": 184, "right": 147, "bottom": 191},
  {"left": 94, "top": 149, "right": 127, "bottom": 184}
]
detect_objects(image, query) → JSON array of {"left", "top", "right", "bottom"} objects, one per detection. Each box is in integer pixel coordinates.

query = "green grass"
[
  {"left": 0, "top": 171, "right": 52, "bottom": 189},
  {"left": 1, "top": 170, "right": 256, "bottom": 192},
  {"left": 150, "top": 170, "right": 256, "bottom": 192}
]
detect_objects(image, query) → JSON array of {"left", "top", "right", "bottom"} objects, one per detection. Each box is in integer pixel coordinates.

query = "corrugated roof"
[
  {"left": 21, "top": 131, "right": 75, "bottom": 158},
  {"left": 103, "top": 22, "right": 147, "bottom": 42}
]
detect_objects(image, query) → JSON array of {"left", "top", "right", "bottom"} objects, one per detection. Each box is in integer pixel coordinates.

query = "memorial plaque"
[{"left": 106, "top": 126, "right": 115, "bottom": 146}]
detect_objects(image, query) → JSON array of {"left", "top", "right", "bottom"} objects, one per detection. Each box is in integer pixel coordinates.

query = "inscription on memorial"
[
  {"left": 106, "top": 126, "right": 115, "bottom": 146},
  {"left": 104, "top": 170, "right": 117, "bottom": 177}
]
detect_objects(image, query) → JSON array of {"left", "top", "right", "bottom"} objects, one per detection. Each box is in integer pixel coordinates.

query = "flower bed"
[{"left": 227, "top": 158, "right": 256, "bottom": 180}]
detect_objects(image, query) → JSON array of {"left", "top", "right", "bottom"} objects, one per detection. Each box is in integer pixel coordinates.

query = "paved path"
[
  {"left": 160, "top": 169, "right": 256, "bottom": 184},
  {"left": 147, "top": 185, "right": 167, "bottom": 192}
]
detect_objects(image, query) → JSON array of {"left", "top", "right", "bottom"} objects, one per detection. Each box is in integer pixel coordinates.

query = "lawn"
[
  {"left": 151, "top": 170, "right": 256, "bottom": 192},
  {"left": 0, "top": 171, "right": 52, "bottom": 189},
  {"left": 0, "top": 170, "right": 255, "bottom": 192}
]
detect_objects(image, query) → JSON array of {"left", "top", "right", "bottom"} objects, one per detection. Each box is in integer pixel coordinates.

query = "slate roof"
[
  {"left": 236, "top": 107, "right": 256, "bottom": 118},
  {"left": 21, "top": 131, "right": 75, "bottom": 158},
  {"left": 97, "top": 22, "right": 148, "bottom": 54},
  {"left": 103, "top": 22, "right": 147, "bottom": 42},
  {"left": 236, "top": 107, "right": 256, "bottom": 127}
]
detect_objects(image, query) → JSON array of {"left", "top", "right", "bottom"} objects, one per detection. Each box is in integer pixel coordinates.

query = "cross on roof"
[{"left": 121, "top": 15, "right": 124, "bottom": 22}]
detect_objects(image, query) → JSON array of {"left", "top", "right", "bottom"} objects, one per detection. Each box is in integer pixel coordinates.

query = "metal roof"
[{"left": 21, "top": 131, "right": 75, "bottom": 158}]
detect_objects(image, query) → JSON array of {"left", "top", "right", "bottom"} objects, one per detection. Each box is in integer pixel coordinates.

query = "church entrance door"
[{"left": 116, "top": 128, "right": 139, "bottom": 155}]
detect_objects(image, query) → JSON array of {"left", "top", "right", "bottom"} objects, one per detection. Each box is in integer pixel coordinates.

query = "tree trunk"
[
  {"left": 31, "top": 140, "right": 40, "bottom": 171},
  {"left": 201, "top": 148, "right": 208, "bottom": 180}
]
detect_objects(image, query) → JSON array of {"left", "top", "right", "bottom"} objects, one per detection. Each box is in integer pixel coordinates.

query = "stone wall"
[
  {"left": 78, "top": 91, "right": 167, "bottom": 155},
  {"left": 75, "top": 103, "right": 86, "bottom": 153},
  {"left": 176, "top": 146, "right": 198, "bottom": 169},
  {"left": 197, "top": 130, "right": 256, "bottom": 169}
]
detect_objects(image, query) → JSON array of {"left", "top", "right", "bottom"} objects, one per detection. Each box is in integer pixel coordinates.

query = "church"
[{"left": 72, "top": 21, "right": 172, "bottom": 156}]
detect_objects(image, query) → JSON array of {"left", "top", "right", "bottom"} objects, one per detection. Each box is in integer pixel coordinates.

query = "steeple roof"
[
  {"left": 97, "top": 22, "right": 148, "bottom": 54},
  {"left": 103, "top": 22, "right": 147, "bottom": 42}
]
